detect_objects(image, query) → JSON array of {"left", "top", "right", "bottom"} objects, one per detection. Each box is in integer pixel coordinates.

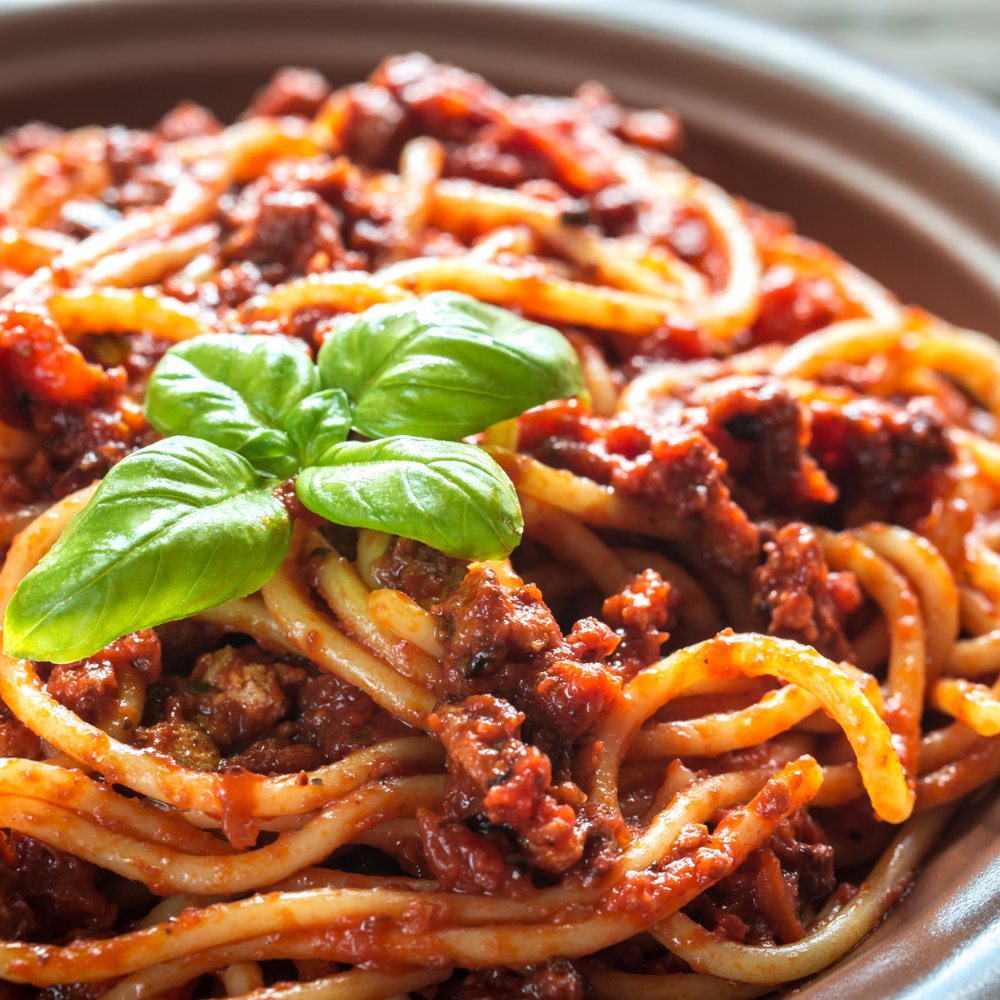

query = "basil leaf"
[
  {"left": 317, "top": 291, "right": 586, "bottom": 440},
  {"left": 3, "top": 436, "right": 292, "bottom": 663},
  {"left": 283, "top": 389, "right": 352, "bottom": 467},
  {"left": 146, "top": 334, "right": 318, "bottom": 479},
  {"left": 296, "top": 437, "right": 522, "bottom": 560}
]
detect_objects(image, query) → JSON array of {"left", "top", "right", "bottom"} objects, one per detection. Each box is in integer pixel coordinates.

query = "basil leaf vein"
[
  {"left": 2, "top": 436, "right": 292, "bottom": 663},
  {"left": 296, "top": 436, "right": 522, "bottom": 560}
]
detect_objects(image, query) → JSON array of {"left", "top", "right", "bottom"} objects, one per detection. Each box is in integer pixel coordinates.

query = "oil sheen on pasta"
[{"left": 0, "top": 55, "right": 997, "bottom": 1000}]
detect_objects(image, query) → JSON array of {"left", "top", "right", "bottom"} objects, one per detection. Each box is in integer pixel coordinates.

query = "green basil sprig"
[
  {"left": 297, "top": 437, "right": 522, "bottom": 559},
  {"left": 3, "top": 292, "right": 585, "bottom": 663},
  {"left": 319, "top": 292, "right": 584, "bottom": 440},
  {"left": 145, "top": 335, "right": 349, "bottom": 477},
  {"left": 4, "top": 438, "right": 293, "bottom": 662}
]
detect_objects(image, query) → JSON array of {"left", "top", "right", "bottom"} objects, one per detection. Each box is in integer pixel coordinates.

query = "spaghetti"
[{"left": 0, "top": 55, "right": 996, "bottom": 1000}]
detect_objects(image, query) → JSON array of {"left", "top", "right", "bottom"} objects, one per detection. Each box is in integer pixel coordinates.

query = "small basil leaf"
[
  {"left": 283, "top": 388, "right": 352, "bottom": 467},
  {"left": 146, "top": 334, "right": 318, "bottom": 478},
  {"left": 317, "top": 291, "right": 586, "bottom": 440},
  {"left": 2, "top": 436, "right": 292, "bottom": 663},
  {"left": 296, "top": 437, "right": 522, "bottom": 560}
]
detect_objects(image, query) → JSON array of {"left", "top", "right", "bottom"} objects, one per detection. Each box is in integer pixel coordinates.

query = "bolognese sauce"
[{"left": 0, "top": 54, "right": 994, "bottom": 1000}]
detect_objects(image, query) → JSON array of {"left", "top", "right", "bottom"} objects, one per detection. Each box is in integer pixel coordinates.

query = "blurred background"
[{"left": 705, "top": 0, "right": 1000, "bottom": 105}]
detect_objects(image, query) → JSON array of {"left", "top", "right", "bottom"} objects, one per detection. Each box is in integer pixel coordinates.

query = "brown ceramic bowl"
[{"left": 1, "top": 0, "right": 999, "bottom": 996}]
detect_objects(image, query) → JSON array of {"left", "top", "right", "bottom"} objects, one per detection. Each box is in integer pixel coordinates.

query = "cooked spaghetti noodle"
[{"left": 0, "top": 57, "right": 995, "bottom": 1000}]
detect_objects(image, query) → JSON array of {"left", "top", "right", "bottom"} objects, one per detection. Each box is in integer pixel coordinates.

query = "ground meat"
[
  {"left": 0, "top": 831, "right": 115, "bottom": 943},
  {"left": 615, "top": 320, "right": 711, "bottom": 378},
  {"left": 220, "top": 173, "right": 347, "bottom": 285},
  {"left": 691, "top": 376, "right": 836, "bottom": 516},
  {"left": 457, "top": 960, "right": 590, "bottom": 1000},
  {"left": 517, "top": 398, "right": 760, "bottom": 573},
  {"left": 751, "top": 263, "right": 846, "bottom": 345},
  {"left": 415, "top": 808, "right": 534, "bottom": 897},
  {"left": 96, "top": 629, "right": 161, "bottom": 683},
  {"left": 574, "top": 80, "right": 681, "bottom": 155},
  {"left": 156, "top": 101, "right": 222, "bottom": 142},
  {"left": 180, "top": 645, "right": 305, "bottom": 753},
  {"left": 429, "top": 696, "right": 586, "bottom": 873},
  {"left": 249, "top": 68, "right": 332, "bottom": 119},
  {"left": 294, "top": 673, "right": 414, "bottom": 763},
  {"left": 432, "top": 564, "right": 621, "bottom": 749},
  {"left": 683, "top": 807, "right": 835, "bottom": 945},
  {"left": 133, "top": 709, "right": 222, "bottom": 772},
  {"left": 751, "top": 523, "right": 863, "bottom": 662},
  {"left": 373, "top": 53, "right": 617, "bottom": 195},
  {"left": 42, "top": 630, "right": 161, "bottom": 727},
  {"left": 225, "top": 736, "right": 323, "bottom": 775},
  {"left": 369, "top": 536, "right": 469, "bottom": 607},
  {"left": 44, "top": 661, "right": 118, "bottom": 727},
  {"left": 808, "top": 395, "right": 956, "bottom": 524},
  {"left": 600, "top": 569, "right": 673, "bottom": 678},
  {"left": 14, "top": 398, "right": 153, "bottom": 501}
]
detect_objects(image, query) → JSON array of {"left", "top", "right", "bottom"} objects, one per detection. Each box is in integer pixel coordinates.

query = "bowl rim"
[
  {"left": 4, "top": 0, "right": 1000, "bottom": 182},
  {"left": 0, "top": 2, "right": 999, "bottom": 998}
]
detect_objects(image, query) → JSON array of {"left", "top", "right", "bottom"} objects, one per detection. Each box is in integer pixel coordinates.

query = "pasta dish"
[{"left": 1, "top": 55, "right": 999, "bottom": 1000}]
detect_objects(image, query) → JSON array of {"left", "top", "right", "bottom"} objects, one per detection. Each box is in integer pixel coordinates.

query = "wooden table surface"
[{"left": 703, "top": 0, "right": 1000, "bottom": 106}]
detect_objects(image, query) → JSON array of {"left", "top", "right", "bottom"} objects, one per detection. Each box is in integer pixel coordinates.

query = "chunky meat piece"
[
  {"left": 226, "top": 736, "right": 323, "bottom": 775},
  {"left": 518, "top": 398, "right": 760, "bottom": 572},
  {"left": 809, "top": 395, "right": 955, "bottom": 524},
  {"left": 144, "top": 645, "right": 308, "bottom": 759},
  {"left": 373, "top": 53, "right": 616, "bottom": 194},
  {"left": 600, "top": 569, "right": 673, "bottom": 678},
  {"left": 691, "top": 376, "right": 836, "bottom": 516},
  {"left": 430, "top": 696, "right": 585, "bottom": 872},
  {"left": 133, "top": 709, "right": 222, "bottom": 772},
  {"left": 369, "top": 536, "right": 468, "bottom": 607},
  {"left": 181, "top": 645, "right": 305, "bottom": 753},
  {"left": 433, "top": 564, "right": 621, "bottom": 747},
  {"left": 45, "top": 661, "right": 118, "bottom": 727},
  {"left": 752, "top": 263, "right": 846, "bottom": 345},
  {"left": 249, "top": 67, "right": 332, "bottom": 119},
  {"left": 435, "top": 565, "right": 562, "bottom": 679},
  {"left": 221, "top": 173, "right": 347, "bottom": 284},
  {"left": 44, "top": 629, "right": 161, "bottom": 727},
  {"left": 616, "top": 319, "right": 711, "bottom": 378},
  {"left": 683, "top": 807, "right": 835, "bottom": 945},
  {"left": 752, "top": 523, "right": 862, "bottom": 662},
  {"left": 294, "top": 673, "right": 414, "bottom": 763},
  {"left": 458, "top": 960, "right": 590, "bottom": 1000},
  {"left": 330, "top": 83, "right": 410, "bottom": 170},
  {"left": 575, "top": 80, "right": 682, "bottom": 154},
  {"left": 156, "top": 101, "right": 222, "bottom": 142},
  {"left": 12, "top": 397, "right": 153, "bottom": 502},
  {"left": 415, "top": 808, "right": 534, "bottom": 897},
  {"left": 0, "top": 831, "right": 115, "bottom": 942}
]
